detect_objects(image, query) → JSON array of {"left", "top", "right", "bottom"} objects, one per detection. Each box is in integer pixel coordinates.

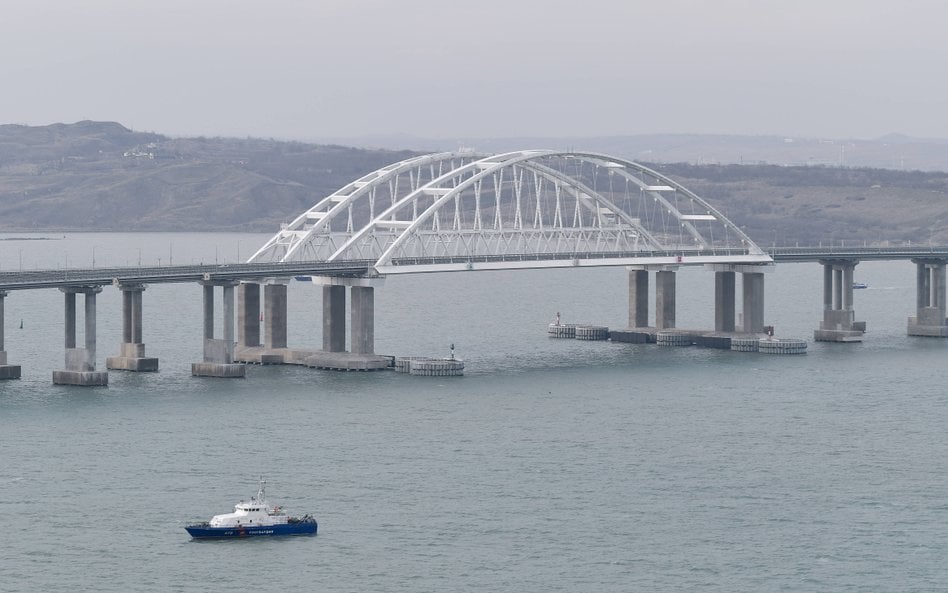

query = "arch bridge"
[
  {"left": 4, "top": 151, "right": 948, "bottom": 385},
  {"left": 249, "top": 150, "right": 771, "bottom": 273},
  {"left": 229, "top": 151, "right": 775, "bottom": 371}
]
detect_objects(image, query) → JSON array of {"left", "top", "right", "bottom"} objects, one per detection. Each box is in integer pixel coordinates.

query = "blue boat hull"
[{"left": 186, "top": 521, "right": 317, "bottom": 539}]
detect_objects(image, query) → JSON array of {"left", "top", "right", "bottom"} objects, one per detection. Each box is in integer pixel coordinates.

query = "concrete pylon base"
[
  {"left": 814, "top": 329, "right": 865, "bottom": 342},
  {"left": 235, "top": 346, "right": 392, "bottom": 371},
  {"left": 53, "top": 370, "right": 108, "bottom": 386},
  {"left": 907, "top": 317, "right": 948, "bottom": 337},
  {"left": 302, "top": 352, "right": 392, "bottom": 371},
  {"left": 191, "top": 363, "right": 246, "bottom": 378},
  {"left": 0, "top": 365, "right": 21, "bottom": 379},
  {"left": 610, "top": 327, "right": 657, "bottom": 343},
  {"left": 106, "top": 356, "right": 160, "bottom": 372}
]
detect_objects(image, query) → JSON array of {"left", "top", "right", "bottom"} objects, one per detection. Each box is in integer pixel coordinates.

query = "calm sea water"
[{"left": 1, "top": 233, "right": 946, "bottom": 593}]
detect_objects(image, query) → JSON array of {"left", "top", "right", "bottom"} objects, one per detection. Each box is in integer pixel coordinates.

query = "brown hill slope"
[
  {"left": 0, "top": 122, "right": 416, "bottom": 231},
  {"left": 2, "top": 121, "right": 947, "bottom": 245}
]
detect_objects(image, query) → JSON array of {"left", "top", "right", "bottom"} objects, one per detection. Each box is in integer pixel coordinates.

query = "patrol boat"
[{"left": 185, "top": 480, "right": 317, "bottom": 539}]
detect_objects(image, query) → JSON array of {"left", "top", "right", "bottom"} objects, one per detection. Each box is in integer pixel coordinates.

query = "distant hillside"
[
  {"left": 648, "top": 162, "right": 948, "bottom": 246},
  {"left": 2, "top": 121, "right": 948, "bottom": 245},
  {"left": 0, "top": 121, "right": 415, "bottom": 231},
  {"left": 313, "top": 132, "right": 948, "bottom": 172}
]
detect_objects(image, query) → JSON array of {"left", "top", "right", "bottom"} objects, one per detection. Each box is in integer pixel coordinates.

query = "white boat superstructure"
[{"left": 207, "top": 481, "right": 289, "bottom": 528}]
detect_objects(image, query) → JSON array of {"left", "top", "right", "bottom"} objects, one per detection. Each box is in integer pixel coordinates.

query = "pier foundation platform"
[{"left": 236, "top": 346, "right": 392, "bottom": 371}]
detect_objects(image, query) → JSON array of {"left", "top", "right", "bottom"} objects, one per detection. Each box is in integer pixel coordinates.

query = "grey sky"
[{"left": 3, "top": 0, "right": 946, "bottom": 141}]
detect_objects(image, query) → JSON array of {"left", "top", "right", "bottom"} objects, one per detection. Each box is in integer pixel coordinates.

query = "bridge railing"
[
  {"left": 386, "top": 248, "right": 762, "bottom": 267},
  {"left": 768, "top": 245, "right": 948, "bottom": 262},
  {"left": 0, "top": 260, "right": 375, "bottom": 291}
]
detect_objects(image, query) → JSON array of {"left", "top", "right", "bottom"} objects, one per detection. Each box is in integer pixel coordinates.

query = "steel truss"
[{"left": 249, "top": 150, "right": 770, "bottom": 273}]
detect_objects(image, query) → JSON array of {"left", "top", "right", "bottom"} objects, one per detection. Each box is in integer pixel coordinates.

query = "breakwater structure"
[{"left": 0, "top": 150, "right": 947, "bottom": 384}]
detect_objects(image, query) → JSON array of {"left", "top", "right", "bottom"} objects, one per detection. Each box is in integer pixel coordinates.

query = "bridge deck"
[
  {"left": 0, "top": 246, "right": 946, "bottom": 291},
  {"left": 768, "top": 246, "right": 948, "bottom": 262}
]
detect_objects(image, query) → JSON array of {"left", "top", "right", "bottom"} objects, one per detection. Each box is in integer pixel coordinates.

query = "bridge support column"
[
  {"left": 627, "top": 268, "right": 650, "bottom": 328},
  {"left": 264, "top": 283, "right": 288, "bottom": 350},
  {"left": 192, "top": 281, "right": 245, "bottom": 377},
  {"left": 707, "top": 264, "right": 771, "bottom": 334},
  {"left": 323, "top": 285, "right": 347, "bottom": 352},
  {"left": 655, "top": 269, "right": 676, "bottom": 330},
  {"left": 742, "top": 271, "right": 766, "bottom": 333},
  {"left": 237, "top": 282, "right": 261, "bottom": 348},
  {"left": 908, "top": 258, "right": 948, "bottom": 336},
  {"left": 0, "top": 291, "right": 20, "bottom": 379},
  {"left": 815, "top": 259, "right": 865, "bottom": 342},
  {"left": 714, "top": 270, "right": 736, "bottom": 332},
  {"left": 301, "top": 276, "right": 390, "bottom": 370},
  {"left": 351, "top": 285, "right": 375, "bottom": 355},
  {"left": 107, "top": 283, "right": 159, "bottom": 372},
  {"left": 54, "top": 286, "right": 108, "bottom": 386}
]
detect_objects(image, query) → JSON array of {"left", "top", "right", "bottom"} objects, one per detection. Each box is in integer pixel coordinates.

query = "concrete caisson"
[
  {"left": 548, "top": 323, "right": 576, "bottom": 338},
  {"left": 730, "top": 337, "right": 760, "bottom": 352},
  {"left": 758, "top": 338, "right": 807, "bottom": 354},
  {"left": 656, "top": 330, "right": 693, "bottom": 347},
  {"left": 575, "top": 325, "right": 609, "bottom": 340}
]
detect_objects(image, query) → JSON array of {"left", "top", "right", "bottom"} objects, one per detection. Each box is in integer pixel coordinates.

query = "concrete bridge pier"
[
  {"left": 192, "top": 280, "right": 245, "bottom": 377},
  {"left": 624, "top": 265, "right": 675, "bottom": 331},
  {"left": 350, "top": 285, "right": 375, "bottom": 355},
  {"left": 237, "top": 281, "right": 261, "bottom": 349},
  {"left": 235, "top": 280, "right": 290, "bottom": 364},
  {"left": 264, "top": 283, "right": 289, "bottom": 351},
  {"left": 655, "top": 268, "right": 677, "bottom": 330},
  {"left": 323, "top": 284, "right": 346, "bottom": 352},
  {"left": 107, "top": 283, "right": 159, "bottom": 371},
  {"left": 234, "top": 277, "right": 389, "bottom": 371},
  {"left": 707, "top": 264, "right": 769, "bottom": 334},
  {"left": 0, "top": 291, "right": 21, "bottom": 379},
  {"left": 54, "top": 286, "right": 108, "bottom": 386},
  {"left": 309, "top": 277, "right": 390, "bottom": 370},
  {"left": 907, "top": 258, "right": 948, "bottom": 336},
  {"left": 741, "top": 268, "right": 768, "bottom": 333},
  {"left": 627, "top": 268, "right": 649, "bottom": 328},
  {"left": 712, "top": 268, "right": 736, "bottom": 332},
  {"left": 814, "top": 259, "right": 866, "bottom": 342}
]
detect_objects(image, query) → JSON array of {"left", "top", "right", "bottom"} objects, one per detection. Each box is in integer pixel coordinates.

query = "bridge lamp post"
[{"left": 92, "top": 245, "right": 97, "bottom": 269}]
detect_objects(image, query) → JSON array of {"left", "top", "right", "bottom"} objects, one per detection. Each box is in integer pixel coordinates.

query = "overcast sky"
[{"left": 2, "top": 0, "right": 946, "bottom": 141}]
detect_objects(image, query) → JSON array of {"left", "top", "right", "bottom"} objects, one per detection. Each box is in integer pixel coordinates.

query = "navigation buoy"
[{"left": 19, "top": 319, "right": 22, "bottom": 329}]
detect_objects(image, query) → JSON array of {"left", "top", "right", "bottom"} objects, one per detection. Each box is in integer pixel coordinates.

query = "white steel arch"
[
  {"left": 248, "top": 151, "right": 485, "bottom": 263},
  {"left": 250, "top": 150, "right": 771, "bottom": 274}
]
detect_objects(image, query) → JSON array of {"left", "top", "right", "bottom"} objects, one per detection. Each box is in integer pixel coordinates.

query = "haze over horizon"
[{"left": 3, "top": 0, "right": 947, "bottom": 142}]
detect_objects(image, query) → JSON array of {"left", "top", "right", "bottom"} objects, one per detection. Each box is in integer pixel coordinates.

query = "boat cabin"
[{"left": 207, "top": 482, "right": 288, "bottom": 527}]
